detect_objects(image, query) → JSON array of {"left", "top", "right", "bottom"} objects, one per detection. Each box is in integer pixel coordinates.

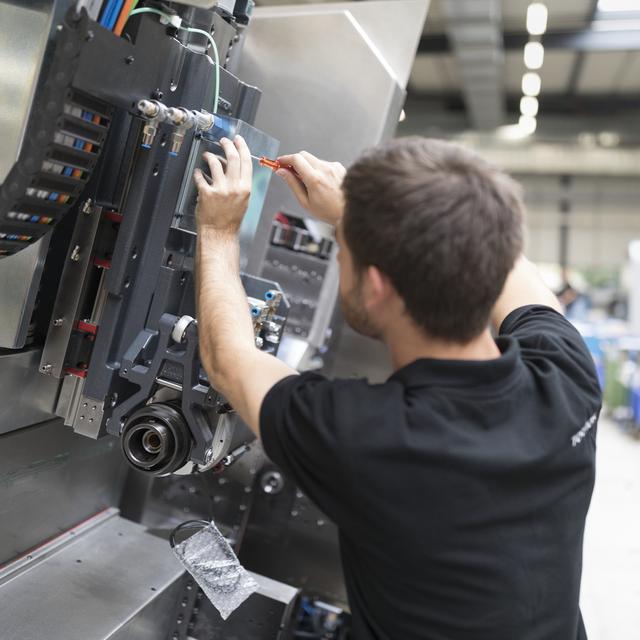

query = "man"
[{"left": 194, "top": 136, "right": 601, "bottom": 640}]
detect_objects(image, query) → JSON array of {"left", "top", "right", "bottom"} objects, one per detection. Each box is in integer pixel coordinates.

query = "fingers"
[
  {"left": 203, "top": 152, "right": 225, "bottom": 186},
  {"left": 234, "top": 135, "right": 253, "bottom": 185},
  {"left": 277, "top": 169, "right": 309, "bottom": 209},
  {"left": 219, "top": 137, "right": 240, "bottom": 180},
  {"left": 277, "top": 153, "right": 317, "bottom": 184},
  {"left": 193, "top": 168, "right": 209, "bottom": 192}
]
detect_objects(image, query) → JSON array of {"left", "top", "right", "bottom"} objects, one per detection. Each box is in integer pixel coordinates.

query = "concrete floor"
[{"left": 580, "top": 417, "right": 640, "bottom": 639}]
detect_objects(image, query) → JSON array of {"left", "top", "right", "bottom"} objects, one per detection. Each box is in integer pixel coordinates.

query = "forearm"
[
  {"left": 196, "top": 227, "right": 297, "bottom": 434},
  {"left": 196, "top": 228, "right": 255, "bottom": 390},
  {"left": 491, "top": 256, "right": 562, "bottom": 332}
]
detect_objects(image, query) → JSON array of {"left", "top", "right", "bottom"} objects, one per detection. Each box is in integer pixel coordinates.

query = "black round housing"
[{"left": 121, "top": 403, "right": 191, "bottom": 476}]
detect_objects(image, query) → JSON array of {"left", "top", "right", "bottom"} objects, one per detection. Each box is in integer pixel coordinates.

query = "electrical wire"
[
  {"left": 113, "top": 0, "right": 138, "bottom": 36},
  {"left": 100, "top": 0, "right": 119, "bottom": 28},
  {"left": 106, "top": 0, "right": 125, "bottom": 30},
  {"left": 128, "top": 7, "right": 220, "bottom": 113},
  {"left": 184, "top": 26, "right": 220, "bottom": 114}
]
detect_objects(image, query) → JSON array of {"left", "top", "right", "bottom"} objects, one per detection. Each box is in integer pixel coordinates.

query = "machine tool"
[{"left": 0, "top": 1, "right": 427, "bottom": 637}]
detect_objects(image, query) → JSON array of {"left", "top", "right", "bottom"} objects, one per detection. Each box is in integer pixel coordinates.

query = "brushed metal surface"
[
  {"left": 238, "top": 1, "right": 428, "bottom": 349},
  {"left": 0, "top": 419, "right": 127, "bottom": 566},
  {"left": 0, "top": 348, "right": 60, "bottom": 435},
  {"left": 0, "top": 236, "right": 50, "bottom": 349},
  {"left": 40, "top": 203, "right": 103, "bottom": 378},
  {"left": 0, "top": 0, "right": 52, "bottom": 184},
  {"left": 0, "top": 515, "right": 185, "bottom": 640}
]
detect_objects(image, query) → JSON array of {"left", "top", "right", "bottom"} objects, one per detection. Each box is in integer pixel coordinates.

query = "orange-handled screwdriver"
[{"left": 253, "top": 155, "right": 299, "bottom": 177}]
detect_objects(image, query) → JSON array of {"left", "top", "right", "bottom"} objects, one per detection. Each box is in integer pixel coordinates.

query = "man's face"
[{"left": 336, "top": 222, "right": 381, "bottom": 340}]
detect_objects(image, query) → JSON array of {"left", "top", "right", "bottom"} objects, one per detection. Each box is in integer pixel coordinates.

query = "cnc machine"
[{"left": 0, "top": 1, "right": 427, "bottom": 637}]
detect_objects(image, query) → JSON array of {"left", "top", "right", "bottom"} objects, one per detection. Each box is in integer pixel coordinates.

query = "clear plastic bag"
[{"left": 172, "top": 520, "right": 258, "bottom": 620}]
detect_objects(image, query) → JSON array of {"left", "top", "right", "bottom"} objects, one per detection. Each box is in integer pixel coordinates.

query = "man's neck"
[{"left": 384, "top": 325, "right": 501, "bottom": 372}]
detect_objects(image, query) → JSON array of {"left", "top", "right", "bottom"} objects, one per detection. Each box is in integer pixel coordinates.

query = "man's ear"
[{"left": 364, "top": 265, "right": 394, "bottom": 311}]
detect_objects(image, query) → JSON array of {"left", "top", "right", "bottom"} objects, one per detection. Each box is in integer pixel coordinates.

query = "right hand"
[{"left": 276, "top": 151, "right": 346, "bottom": 226}]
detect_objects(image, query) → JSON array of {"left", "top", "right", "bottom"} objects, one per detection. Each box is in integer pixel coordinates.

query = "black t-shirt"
[{"left": 260, "top": 306, "right": 601, "bottom": 640}]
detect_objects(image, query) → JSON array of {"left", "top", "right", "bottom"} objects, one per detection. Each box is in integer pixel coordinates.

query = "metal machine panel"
[
  {"left": 0, "top": 1, "right": 53, "bottom": 184},
  {"left": 237, "top": 1, "right": 428, "bottom": 351},
  {"left": 0, "top": 349, "right": 60, "bottom": 435},
  {"left": 0, "top": 514, "right": 185, "bottom": 640},
  {"left": 0, "top": 237, "right": 50, "bottom": 349},
  {"left": 0, "top": 419, "right": 126, "bottom": 566},
  {"left": 193, "top": 571, "right": 299, "bottom": 639}
]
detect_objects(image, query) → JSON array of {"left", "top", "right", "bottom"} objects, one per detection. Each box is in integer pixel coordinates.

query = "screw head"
[
  {"left": 125, "top": 55, "right": 135, "bottom": 65},
  {"left": 152, "top": 89, "right": 164, "bottom": 100},
  {"left": 260, "top": 470, "right": 284, "bottom": 495},
  {"left": 53, "top": 318, "right": 64, "bottom": 326}
]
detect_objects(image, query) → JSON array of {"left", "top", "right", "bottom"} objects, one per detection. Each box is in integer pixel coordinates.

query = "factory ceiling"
[{"left": 256, "top": 0, "right": 640, "bottom": 132}]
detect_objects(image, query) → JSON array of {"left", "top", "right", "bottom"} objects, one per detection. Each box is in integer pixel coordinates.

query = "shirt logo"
[{"left": 571, "top": 413, "right": 597, "bottom": 447}]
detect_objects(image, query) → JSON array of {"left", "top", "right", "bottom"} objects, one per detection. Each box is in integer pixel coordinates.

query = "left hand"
[{"left": 194, "top": 135, "right": 253, "bottom": 235}]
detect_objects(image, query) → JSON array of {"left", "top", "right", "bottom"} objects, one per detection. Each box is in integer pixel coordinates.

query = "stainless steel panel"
[
  {"left": 193, "top": 571, "right": 299, "bottom": 639},
  {"left": 0, "top": 236, "right": 50, "bottom": 349},
  {"left": 40, "top": 202, "right": 104, "bottom": 378},
  {"left": 0, "top": 515, "right": 185, "bottom": 640},
  {"left": 0, "top": 419, "right": 127, "bottom": 565},
  {"left": 0, "top": 1, "right": 53, "bottom": 184},
  {"left": 238, "top": 1, "right": 428, "bottom": 349},
  {"left": 0, "top": 348, "right": 60, "bottom": 435}
]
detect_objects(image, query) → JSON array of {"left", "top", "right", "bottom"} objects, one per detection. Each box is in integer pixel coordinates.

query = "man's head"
[{"left": 338, "top": 137, "right": 524, "bottom": 343}]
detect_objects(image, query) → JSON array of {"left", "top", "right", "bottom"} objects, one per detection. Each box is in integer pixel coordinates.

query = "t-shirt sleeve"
[
  {"left": 499, "top": 304, "right": 601, "bottom": 407},
  {"left": 259, "top": 371, "right": 356, "bottom": 522}
]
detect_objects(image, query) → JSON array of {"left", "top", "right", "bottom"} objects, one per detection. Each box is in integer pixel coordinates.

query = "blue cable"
[
  {"left": 100, "top": 0, "right": 117, "bottom": 27},
  {"left": 105, "top": 0, "right": 124, "bottom": 30}
]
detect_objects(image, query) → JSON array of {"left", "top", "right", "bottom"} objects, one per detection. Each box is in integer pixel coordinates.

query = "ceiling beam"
[
  {"left": 567, "top": 0, "right": 600, "bottom": 95},
  {"left": 419, "top": 27, "right": 640, "bottom": 54},
  {"left": 406, "top": 91, "right": 640, "bottom": 116}
]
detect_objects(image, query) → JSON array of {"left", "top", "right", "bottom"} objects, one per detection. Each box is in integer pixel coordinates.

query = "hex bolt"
[
  {"left": 53, "top": 318, "right": 64, "bottom": 327},
  {"left": 125, "top": 55, "right": 135, "bottom": 65},
  {"left": 81, "top": 198, "right": 93, "bottom": 215},
  {"left": 41, "top": 363, "right": 52, "bottom": 375},
  {"left": 70, "top": 245, "right": 81, "bottom": 262},
  {"left": 204, "top": 448, "right": 213, "bottom": 463}
]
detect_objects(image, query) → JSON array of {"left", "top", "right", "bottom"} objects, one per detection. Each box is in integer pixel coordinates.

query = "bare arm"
[
  {"left": 491, "top": 255, "right": 562, "bottom": 332},
  {"left": 195, "top": 137, "right": 297, "bottom": 437}
]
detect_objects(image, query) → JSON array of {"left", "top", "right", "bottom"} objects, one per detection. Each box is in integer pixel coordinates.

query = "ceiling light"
[
  {"left": 598, "top": 131, "right": 621, "bottom": 147},
  {"left": 526, "top": 3, "right": 548, "bottom": 35},
  {"left": 578, "top": 132, "right": 597, "bottom": 148},
  {"left": 522, "top": 72, "right": 542, "bottom": 96},
  {"left": 598, "top": 0, "right": 640, "bottom": 11},
  {"left": 524, "top": 42, "right": 545, "bottom": 69},
  {"left": 518, "top": 115, "right": 537, "bottom": 135},
  {"left": 496, "top": 124, "right": 531, "bottom": 141},
  {"left": 520, "top": 96, "right": 539, "bottom": 117}
]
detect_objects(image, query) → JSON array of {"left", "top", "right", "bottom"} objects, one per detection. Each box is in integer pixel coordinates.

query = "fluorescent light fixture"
[
  {"left": 518, "top": 115, "right": 537, "bottom": 135},
  {"left": 524, "top": 42, "right": 544, "bottom": 69},
  {"left": 496, "top": 124, "right": 531, "bottom": 141},
  {"left": 522, "top": 72, "right": 542, "bottom": 96},
  {"left": 526, "top": 3, "right": 548, "bottom": 35},
  {"left": 520, "top": 96, "right": 539, "bottom": 117},
  {"left": 598, "top": 131, "right": 620, "bottom": 147},
  {"left": 598, "top": 0, "right": 640, "bottom": 11}
]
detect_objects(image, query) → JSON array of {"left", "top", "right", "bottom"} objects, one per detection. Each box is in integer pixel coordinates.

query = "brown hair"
[{"left": 342, "top": 137, "right": 524, "bottom": 343}]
